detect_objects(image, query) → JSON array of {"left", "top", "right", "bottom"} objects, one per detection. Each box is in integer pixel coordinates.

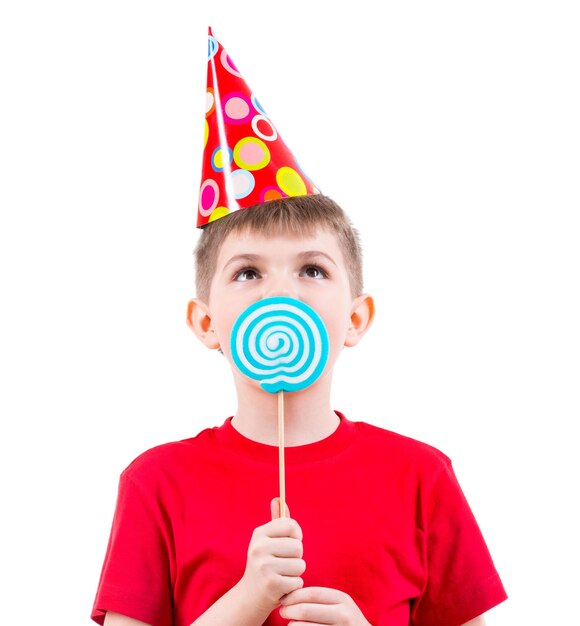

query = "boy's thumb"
[{"left": 271, "top": 497, "right": 290, "bottom": 520}]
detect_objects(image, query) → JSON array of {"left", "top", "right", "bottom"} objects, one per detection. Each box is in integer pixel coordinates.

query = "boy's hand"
[
  {"left": 238, "top": 497, "right": 306, "bottom": 614},
  {"left": 279, "top": 587, "right": 372, "bottom": 625}
]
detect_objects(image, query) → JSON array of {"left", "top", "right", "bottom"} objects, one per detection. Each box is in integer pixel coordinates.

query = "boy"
[{"left": 91, "top": 30, "right": 507, "bottom": 626}]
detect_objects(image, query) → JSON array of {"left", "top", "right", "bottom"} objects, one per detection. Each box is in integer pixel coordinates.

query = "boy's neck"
[{"left": 231, "top": 378, "right": 339, "bottom": 447}]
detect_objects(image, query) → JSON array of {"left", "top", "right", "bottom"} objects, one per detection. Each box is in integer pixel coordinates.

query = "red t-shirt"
[{"left": 91, "top": 413, "right": 507, "bottom": 626}]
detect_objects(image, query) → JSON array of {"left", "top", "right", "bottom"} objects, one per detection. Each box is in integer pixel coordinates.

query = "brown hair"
[{"left": 194, "top": 194, "right": 364, "bottom": 302}]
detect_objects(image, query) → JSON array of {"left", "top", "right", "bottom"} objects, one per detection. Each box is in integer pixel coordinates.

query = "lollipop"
[
  {"left": 230, "top": 296, "right": 330, "bottom": 393},
  {"left": 230, "top": 296, "right": 330, "bottom": 516}
]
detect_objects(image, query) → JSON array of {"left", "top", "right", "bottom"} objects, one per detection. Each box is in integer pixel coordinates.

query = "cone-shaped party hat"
[{"left": 197, "top": 27, "right": 319, "bottom": 228}]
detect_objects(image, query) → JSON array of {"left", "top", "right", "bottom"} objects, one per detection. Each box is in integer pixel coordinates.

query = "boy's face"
[{"left": 191, "top": 226, "right": 372, "bottom": 385}]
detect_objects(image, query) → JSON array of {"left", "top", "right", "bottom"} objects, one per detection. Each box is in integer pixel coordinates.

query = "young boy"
[
  {"left": 91, "top": 30, "right": 507, "bottom": 626},
  {"left": 92, "top": 196, "right": 507, "bottom": 626}
]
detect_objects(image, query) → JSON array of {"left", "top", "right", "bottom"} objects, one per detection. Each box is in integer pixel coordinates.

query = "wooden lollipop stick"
[{"left": 277, "top": 390, "right": 286, "bottom": 518}]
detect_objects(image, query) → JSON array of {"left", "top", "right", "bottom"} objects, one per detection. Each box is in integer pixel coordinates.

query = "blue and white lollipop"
[
  {"left": 230, "top": 296, "right": 330, "bottom": 393},
  {"left": 230, "top": 296, "right": 330, "bottom": 518}
]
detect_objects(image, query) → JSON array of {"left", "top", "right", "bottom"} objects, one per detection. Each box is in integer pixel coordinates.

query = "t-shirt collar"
[{"left": 213, "top": 410, "right": 357, "bottom": 465}]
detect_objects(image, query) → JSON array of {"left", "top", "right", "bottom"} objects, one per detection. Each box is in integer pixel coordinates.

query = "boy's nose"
[{"left": 264, "top": 275, "right": 297, "bottom": 299}]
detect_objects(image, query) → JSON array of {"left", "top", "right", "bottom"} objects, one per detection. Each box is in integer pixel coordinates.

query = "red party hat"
[{"left": 197, "top": 27, "right": 319, "bottom": 228}]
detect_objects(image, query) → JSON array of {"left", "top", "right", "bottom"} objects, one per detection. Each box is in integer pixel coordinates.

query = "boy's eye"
[
  {"left": 234, "top": 267, "right": 260, "bottom": 281},
  {"left": 301, "top": 265, "right": 327, "bottom": 279}
]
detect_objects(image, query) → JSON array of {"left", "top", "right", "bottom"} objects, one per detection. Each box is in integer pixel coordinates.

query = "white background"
[{"left": 1, "top": 1, "right": 578, "bottom": 625}]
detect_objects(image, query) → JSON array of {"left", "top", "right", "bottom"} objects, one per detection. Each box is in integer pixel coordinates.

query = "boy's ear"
[
  {"left": 344, "top": 293, "right": 375, "bottom": 347},
  {"left": 186, "top": 299, "right": 221, "bottom": 350}
]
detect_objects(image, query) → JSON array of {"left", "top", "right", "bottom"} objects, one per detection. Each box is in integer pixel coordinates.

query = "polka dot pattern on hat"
[{"left": 196, "top": 27, "right": 319, "bottom": 228}]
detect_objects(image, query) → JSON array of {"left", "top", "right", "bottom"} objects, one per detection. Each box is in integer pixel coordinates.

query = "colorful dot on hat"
[
  {"left": 231, "top": 169, "right": 255, "bottom": 199},
  {"left": 209, "top": 206, "right": 230, "bottom": 222},
  {"left": 260, "top": 186, "right": 285, "bottom": 202},
  {"left": 251, "top": 94, "right": 267, "bottom": 116},
  {"left": 222, "top": 93, "right": 253, "bottom": 125},
  {"left": 233, "top": 137, "right": 271, "bottom": 171},
  {"left": 220, "top": 48, "right": 241, "bottom": 77},
  {"left": 276, "top": 166, "right": 307, "bottom": 196},
  {"left": 204, "top": 120, "right": 209, "bottom": 149},
  {"left": 208, "top": 36, "right": 219, "bottom": 61},
  {"left": 199, "top": 179, "right": 219, "bottom": 216},
  {"left": 206, "top": 88, "right": 215, "bottom": 117},
  {"left": 252, "top": 115, "right": 278, "bottom": 142},
  {"left": 211, "top": 146, "right": 233, "bottom": 172}
]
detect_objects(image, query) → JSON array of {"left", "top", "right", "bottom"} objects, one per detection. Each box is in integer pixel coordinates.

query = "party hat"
[{"left": 197, "top": 27, "right": 319, "bottom": 228}]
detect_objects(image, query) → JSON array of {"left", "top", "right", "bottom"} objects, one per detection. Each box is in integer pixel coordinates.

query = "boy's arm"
[
  {"left": 101, "top": 584, "right": 270, "bottom": 626},
  {"left": 188, "top": 579, "right": 273, "bottom": 626},
  {"left": 462, "top": 617, "right": 486, "bottom": 626},
  {"left": 100, "top": 585, "right": 275, "bottom": 626}
]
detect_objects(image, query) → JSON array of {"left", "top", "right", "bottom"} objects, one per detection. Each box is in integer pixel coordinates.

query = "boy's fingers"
[
  {"left": 270, "top": 537, "right": 304, "bottom": 559},
  {"left": 265, "top": 518, "right": 303, "bottom": 541},
  {"left": 281, "top": 586, "right": 346, "bottom": 605},
  {"left": 269, "top": 498, "right": 301, "bottom": 539},
  {"left": 270, "top": 497, "right": 291, "bottom": 520}
]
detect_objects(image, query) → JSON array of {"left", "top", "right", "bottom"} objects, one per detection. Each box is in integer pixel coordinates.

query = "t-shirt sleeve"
[
  {"left": 410, "top": 457, "right": 507, "bottom": 626},
  {"left": 91, "top": 466, "right": 173, "bottom": 626}
]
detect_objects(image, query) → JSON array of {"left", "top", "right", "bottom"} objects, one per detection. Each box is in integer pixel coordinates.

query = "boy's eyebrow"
[
  {"left": 222, "top": 253, "right": 262, "bottom": 271},
  {"left": 222, "top": 250, "right": 338, "bottom": 271},
  {"left": 297, "top": 251, "right": 338, "bottom": 267}
]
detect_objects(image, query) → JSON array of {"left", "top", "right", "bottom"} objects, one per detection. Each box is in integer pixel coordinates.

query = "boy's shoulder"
[
  {"left": 353, "top": 418, "right": 453, "bottom": 471},
  {"left": 120, "top": 424, "right": 218, "bottom": 483}
]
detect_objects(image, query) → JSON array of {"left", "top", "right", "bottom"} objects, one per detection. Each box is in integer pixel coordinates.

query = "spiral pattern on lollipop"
[{"left": 230, "top": 296, "right": 330, "bottom": 393}]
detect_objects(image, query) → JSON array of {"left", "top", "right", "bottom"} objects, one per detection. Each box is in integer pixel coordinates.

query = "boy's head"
[
  {"left": 187, "top": 193, "right": 374, "bottom": 387},
  {"left": 194, "top": 194, "right": 364, "bottom": 304}
]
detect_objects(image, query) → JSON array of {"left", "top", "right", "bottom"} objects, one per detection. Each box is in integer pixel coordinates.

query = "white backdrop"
[{"left": 1, "top": 1, "right": 578, "bottom": 625}]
